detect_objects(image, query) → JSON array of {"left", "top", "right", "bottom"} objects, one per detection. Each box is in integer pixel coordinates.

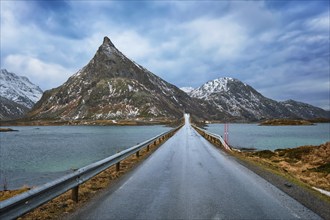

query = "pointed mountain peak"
[
  {"left": 97, "top": 36, "right": 124, "bottom": 59},
  {"left": 103, "top": 36, "right": 114, "bottom": 47}
]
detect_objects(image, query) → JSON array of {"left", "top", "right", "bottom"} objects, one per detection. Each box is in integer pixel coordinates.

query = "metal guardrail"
[
  {"left": 0, "top": 125, "right": 182, "bottom": 220},
  {"left": 192, "top": 125, "right": 232, "bottom": 151}
]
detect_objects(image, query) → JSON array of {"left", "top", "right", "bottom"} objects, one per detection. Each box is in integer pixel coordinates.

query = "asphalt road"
[{"left": 70, "top": 114, "right": 321, "bottom": 219}]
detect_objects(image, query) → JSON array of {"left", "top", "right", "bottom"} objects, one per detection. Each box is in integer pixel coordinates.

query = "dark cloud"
[
  {"left": 1, "top": 0, "right": 329, "bottom": 109},
  {"left": 19, "top": 1, "right": 86, "bottom": 39}
]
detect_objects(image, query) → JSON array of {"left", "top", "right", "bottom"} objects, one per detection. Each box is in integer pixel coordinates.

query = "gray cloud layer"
[{"left": 1, "top": 1, "right": 329, "bottom": 109}]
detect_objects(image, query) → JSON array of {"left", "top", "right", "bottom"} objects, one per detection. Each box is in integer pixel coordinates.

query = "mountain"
[
  {"left": 0, "top": 69, "right": 43, "bottom": 120},
  {"left": 28, "top": 37, "right": 221, "bottom": 121},
  {"left": 188, "top": 77, "right": 328, "bottom": 121},
  {"left": 281, "top": 100, "right": 329, "bottom": 119},
  {"left": 0, "top": 69, "right": 43, "bottom": 108},
  {"left": 0, "top": 96, "right": 29, "bottom": 120}
]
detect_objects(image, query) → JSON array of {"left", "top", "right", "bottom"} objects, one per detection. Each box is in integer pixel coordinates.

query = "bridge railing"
[
  {"left": 0, "top": 125, "right": 183, "bottom": 220},
  {"left": 192, "top": 125, "right": 232, "bottom": 151}
]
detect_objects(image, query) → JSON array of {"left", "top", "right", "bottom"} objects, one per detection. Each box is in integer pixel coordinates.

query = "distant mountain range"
[
  {"left": 181, "top": 77, "right": 329, "bottom": 121},
  {"left": 0, "top": 69, "right": 43, "bottom": 120},
  {"left": 1, "top": 37, "right": 328, "bottom": 122}
]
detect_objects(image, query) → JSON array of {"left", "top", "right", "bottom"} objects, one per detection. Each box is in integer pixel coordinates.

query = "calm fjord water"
[
  {"left": 0, "top": 125, "right": 170, "bottom": 189},
  {"left": 207, "top": 123, "right": 330, "bottom": 150},
  {"left": 1, "top": 123, "right": 329, "bottom": 189}
]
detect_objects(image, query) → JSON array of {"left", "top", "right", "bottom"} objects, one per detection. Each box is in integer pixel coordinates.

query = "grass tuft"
[
  {"left": 311, "top": 162, "right": 330, "bottom": 173},
  {"left": 253, "top": 150, "right": 276, "bottom": 159},
  {"left": 283, "top": 146, "right": 314, "bottom": 160}
]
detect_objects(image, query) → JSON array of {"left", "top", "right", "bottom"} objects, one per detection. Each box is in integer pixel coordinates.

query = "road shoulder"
[{"left": 225, "top": 152, "right": 330, "bottom": 220}]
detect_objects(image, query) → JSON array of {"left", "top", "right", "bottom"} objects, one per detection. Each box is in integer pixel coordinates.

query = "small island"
[
  {"left": 0, "top": 128, "right": 18, "bottom": 132},
  {"left": 259, "top": 119, "right": 314, "bottom": 126}
]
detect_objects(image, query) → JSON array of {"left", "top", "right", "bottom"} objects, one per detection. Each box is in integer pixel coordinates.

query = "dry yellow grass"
[
  {"left": 0, "top": 186, "right": 30, "bottom": 202},
  {"left": 241, "top": 142, "right": 330, "bottom": 191}
]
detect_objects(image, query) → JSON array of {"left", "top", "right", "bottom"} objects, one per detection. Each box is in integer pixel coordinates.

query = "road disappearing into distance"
[{"left": 70, "top": 114, "right": 321, "bottom": 219}]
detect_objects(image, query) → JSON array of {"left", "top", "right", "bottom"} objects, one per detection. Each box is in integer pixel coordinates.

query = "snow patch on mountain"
[
  {"left": 180, "top": 87, "right": 194, "bottom": 94},
  {"left": 0, "top": 69, "right": 43, "bottom": 108}
]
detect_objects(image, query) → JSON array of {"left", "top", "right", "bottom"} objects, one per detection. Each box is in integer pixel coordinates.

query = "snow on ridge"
[
  {"left": 0, "top": 69, "right": 43, "bottom": 108},
  {"left": 190, "top": 77, "right": 236, "bottom": 99},
  {"left": 180, "top": 87, "right": 194, "bottom": 94}
]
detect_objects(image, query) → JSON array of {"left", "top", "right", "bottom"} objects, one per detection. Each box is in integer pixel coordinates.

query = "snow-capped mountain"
[
  {"left": 28, "top": 37, "right": 219, "bottom": 121},
  {"left": 0, "top": 69, "right": 43, "bottom": 108},
  {"left": 190, "top": 77, "right": 235, "bottom": 98},
  {"left": 189, "top": 77, "right": 328, "bottom": 121}
]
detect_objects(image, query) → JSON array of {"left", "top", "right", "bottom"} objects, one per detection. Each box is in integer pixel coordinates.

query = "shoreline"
[
  {"left": 0, "top": 118, "right": 183, "bottom": 127},
  {"left": 1, "top": 117, "right": 329, "bottom": 127},
  {"left": 0, "top": 128, "right": 18, "bottom": 132},
  {"left": 259, "top": 119, "right": 315, "bottom": 126}
]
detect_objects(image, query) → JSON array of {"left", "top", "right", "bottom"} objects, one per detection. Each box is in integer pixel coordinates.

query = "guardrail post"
[
  {"left": 136, "top": 151, "right": 140, "bottom": 158},
  {"left": 72, "top": 185, "right": 79, "bottom": 203},
  {"left": 116, "top": 162, "right": 120, "bottom": 172},
  {"left": 147, "top": 145, "right": 150, "bottom": 152}
]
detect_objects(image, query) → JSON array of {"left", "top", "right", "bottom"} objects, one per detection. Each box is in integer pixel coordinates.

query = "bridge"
[{"left": 0, "top": 114, "right": 322, "bottom": 219}]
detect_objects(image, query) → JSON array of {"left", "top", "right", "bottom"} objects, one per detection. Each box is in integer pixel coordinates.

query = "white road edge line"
[{"left": 312, "top": 187, "right": 330, "bottom": 197}]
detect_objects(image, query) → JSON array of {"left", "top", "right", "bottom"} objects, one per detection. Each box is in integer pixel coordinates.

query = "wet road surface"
[{"left": 70, "top": 114, "right": 321, "bottom": 219}]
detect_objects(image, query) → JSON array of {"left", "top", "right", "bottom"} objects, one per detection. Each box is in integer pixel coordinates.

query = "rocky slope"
[
  {"left": 0, "top": 96, "right": 29, "bottom": 120},
  {"left": 281, "top": 100, "right": 329, "bottom": 119},
  {"left": 187, "top": 77, "right": 329, "bottom": 121},
  {"left": 28, "top": 37, "right": 224, "bottom": 121}
]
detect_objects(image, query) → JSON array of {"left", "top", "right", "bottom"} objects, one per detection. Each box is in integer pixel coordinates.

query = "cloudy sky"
[{"left": 1, "top": 1, "right": 329, "bottom": 110}]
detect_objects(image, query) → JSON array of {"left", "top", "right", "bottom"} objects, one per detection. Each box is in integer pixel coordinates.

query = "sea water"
[
  {"left": 206, "top": 123, "right": 330, "bottom": 150},
  {"left": 0, "top": 125, "right": 170, "bottom": 189},
  {"left": 1, "top": 123, "right": 329, "bottom": 189}
]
